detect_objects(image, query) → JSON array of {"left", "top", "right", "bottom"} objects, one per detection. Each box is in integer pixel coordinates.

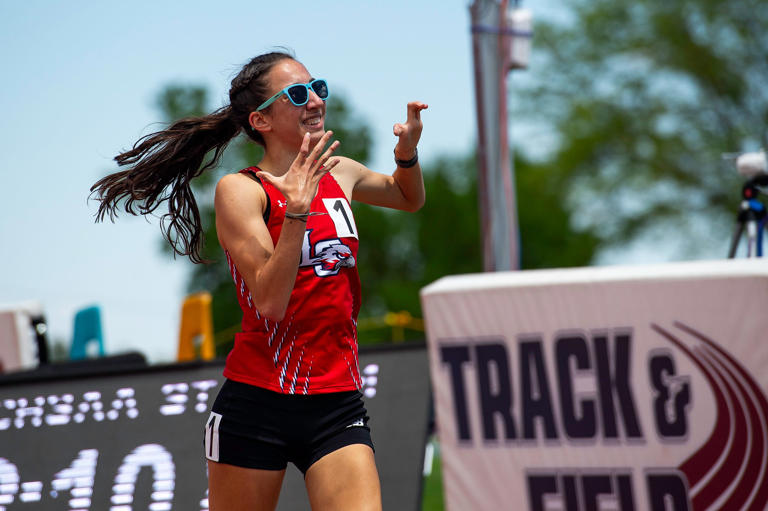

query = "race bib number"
[
  {"left": 323, "top": 198, "right": 358, "bottom": 239},
  {"left": 204, "top": 412, "right": 222, "bottom": 462}
]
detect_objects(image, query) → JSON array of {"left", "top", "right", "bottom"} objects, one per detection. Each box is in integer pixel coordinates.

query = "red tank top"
[{"left": 222, "top": 168, "right": 363, "bottom": 394}]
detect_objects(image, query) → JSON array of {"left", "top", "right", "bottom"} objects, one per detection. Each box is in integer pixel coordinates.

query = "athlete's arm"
[
  {"left": 335, "top": 101, "right": 428, "bottom": 212},
  {"left": 215, "top": 132, "right": 340, "bottom": 321},
  {"left": 214, "top": 173, "right": 306, "bottom": 321}
]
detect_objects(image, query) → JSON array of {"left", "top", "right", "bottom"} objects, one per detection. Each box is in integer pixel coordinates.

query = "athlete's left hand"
[{"left": 393, "top": 101, "right": 428, "bottom": 161}]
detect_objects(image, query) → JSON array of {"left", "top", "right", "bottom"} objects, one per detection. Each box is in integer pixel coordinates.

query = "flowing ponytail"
[
  {"left": 91, "top": 106, "right": 238, "bottom": 263},
  {"left": 90, "top": 50, "right": 294, "bottom": 264}
]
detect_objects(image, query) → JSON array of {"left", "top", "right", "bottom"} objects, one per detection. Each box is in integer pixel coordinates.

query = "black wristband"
[{"left": 395, "top": 148, "right": 418, "bottom": 168}]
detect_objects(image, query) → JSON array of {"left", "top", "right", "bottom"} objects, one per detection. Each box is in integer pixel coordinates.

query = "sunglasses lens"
[
  {"left": 311, "top": 80, "right": 329, "bottom": 100},
  {"left": 286, "top": 85, "right": 309, "bottom": 106}
]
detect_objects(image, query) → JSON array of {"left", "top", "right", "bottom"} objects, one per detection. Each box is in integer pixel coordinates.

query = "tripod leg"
[
  {"left": 728, "top": 221, "right": 744, "bottom": 258},
  {"left": 747, "top": 220, "right": 759, "bottom": 257}
]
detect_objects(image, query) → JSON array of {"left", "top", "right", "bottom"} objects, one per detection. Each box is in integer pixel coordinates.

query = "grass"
[{"left": 421, "top": 438, "right": 444, "bottom": 511}]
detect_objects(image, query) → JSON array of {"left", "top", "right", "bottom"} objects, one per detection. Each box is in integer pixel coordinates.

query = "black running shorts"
[{"left": 203, "top": 379, "right": 374, "bottom": 474}]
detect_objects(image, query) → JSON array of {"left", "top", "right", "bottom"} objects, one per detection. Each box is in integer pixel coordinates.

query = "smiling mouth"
[{"left": 303, "top": 116, "right": 323, "bottom": 128}]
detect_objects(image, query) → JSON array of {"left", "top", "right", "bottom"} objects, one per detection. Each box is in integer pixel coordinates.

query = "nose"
[{"left": 306, "top": 87, "right": 324, "bottom": 109}]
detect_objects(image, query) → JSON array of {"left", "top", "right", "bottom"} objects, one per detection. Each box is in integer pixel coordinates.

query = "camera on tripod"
[{"left": 729, "top": 151, "right": 768, "bottom": 258}]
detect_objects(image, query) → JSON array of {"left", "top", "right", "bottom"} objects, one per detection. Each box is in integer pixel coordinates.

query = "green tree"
[
  {"left": 514, "top": 0, "right": 768, "bottom": 257},
  {"left": 354, "top": 150, "right": 599, "bottom": 343}
]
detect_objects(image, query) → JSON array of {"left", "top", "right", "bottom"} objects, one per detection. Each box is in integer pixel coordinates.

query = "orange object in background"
[{"left": 177, "top": 292, "right": 215, "bottom": 361}]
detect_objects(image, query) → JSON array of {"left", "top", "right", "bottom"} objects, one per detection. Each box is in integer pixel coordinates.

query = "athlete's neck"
[{"left": 256, "top": 151, "right": 295, "bottom": 178}]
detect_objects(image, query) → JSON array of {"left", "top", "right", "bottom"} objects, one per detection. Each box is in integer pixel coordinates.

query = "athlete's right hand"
[{"left": 256, "top": 131, "right": 340, "bottom": 214}]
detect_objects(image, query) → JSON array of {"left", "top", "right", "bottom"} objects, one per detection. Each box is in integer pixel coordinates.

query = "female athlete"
[{"left": 91, "top": 50, "right": 427, "bottom": 511}]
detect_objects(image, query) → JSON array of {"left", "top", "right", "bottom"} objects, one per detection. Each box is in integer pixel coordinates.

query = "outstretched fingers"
[
  {"left": 321, "top": 157, "right": 341, "bottom": 174},
  {"left": 393, "top": 101, "right": 428, "bottom": 143},
  {"left": 406, "top": 101, "right": 429, "bottom": 123},
  {"left": 256, "top": 131, "right": 341, "bottom": 212},
  {"left": 307, "top": 131, "right": 340, "bottom": 179},
  {"left": 317, "top": 140, "right": 340, "bottom": 169},
  {"left": 307, "top": 131, "right": 336, "bottom": 163},
  {"left": 295, "top": 132, "right": 312, "bottom": 166},
  {"left": 253, "top": 169, "right": 276, "bottom": 192}
]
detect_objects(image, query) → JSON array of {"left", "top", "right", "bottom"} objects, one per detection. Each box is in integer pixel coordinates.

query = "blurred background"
[
  {"left": 3, "top": 0, "right": 766, "bottom": 359},
  {"left": 2, "top": 1, "right": 767, "bottom": 509}
]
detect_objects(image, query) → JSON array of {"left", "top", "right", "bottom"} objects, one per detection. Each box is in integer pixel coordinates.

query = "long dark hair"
[{"left": 90, "top": 50, "right": 294, "bottom": 263}]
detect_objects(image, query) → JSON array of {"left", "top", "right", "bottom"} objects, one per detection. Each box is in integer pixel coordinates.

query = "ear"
[{"left": 249, "top": 110, "right": 271, "bottom": 134}]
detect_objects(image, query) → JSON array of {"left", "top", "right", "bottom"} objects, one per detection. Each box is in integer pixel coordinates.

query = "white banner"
[{"left": 421, "top": 259, "right": 768, "bottom": 511}]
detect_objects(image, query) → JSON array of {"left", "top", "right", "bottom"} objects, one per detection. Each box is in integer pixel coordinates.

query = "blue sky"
[{"left": 0, "top": 1, "right": 564, "bottom": 363}]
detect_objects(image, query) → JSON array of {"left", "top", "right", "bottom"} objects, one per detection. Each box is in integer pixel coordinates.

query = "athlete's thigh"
[
  {"left": 207, "top": 460, "right": 285, "bottom": 511},
  {"left": 304, "top": 444, "right": 381, "bottom": 511}
]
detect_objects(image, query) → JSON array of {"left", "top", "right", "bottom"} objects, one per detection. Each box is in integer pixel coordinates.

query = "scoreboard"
[{"left": 0, "top": 344, "right": 430, "bottom": 510}]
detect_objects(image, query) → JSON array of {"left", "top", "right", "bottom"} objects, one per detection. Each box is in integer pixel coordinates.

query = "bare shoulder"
[
  {"left": 214, "top": 172, "right": 270, "bottom": 251},
  {"left": 216, "top": 172, "right": 264, "bottom": 204},
  {"left": 332, "top": 156, "right": 366, "bottom": 178},
  {"left": 215, "top": 172, "right": 268, "bottom": 227},
  {"left": 331, "top": 156, "right": 367, "bottom": 200},
  {"left": 216, "top": 171, "right": 255, "bottom": 194}
]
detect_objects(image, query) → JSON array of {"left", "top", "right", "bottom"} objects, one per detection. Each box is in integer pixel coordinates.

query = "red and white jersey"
[{"left": 222, "top": 168, "right": 363, "bottom": 394}]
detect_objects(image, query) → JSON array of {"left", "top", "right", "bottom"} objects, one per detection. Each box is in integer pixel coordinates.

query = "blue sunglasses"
[{"left": 256, "top": 79, "right": 330, "bottom": 111}]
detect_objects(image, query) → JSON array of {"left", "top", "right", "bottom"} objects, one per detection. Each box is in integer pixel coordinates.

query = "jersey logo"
[
  {"left": 346, "top": 417, "right": 365, "bottom": 428},
  {"left": 300, "top": 230, "right": 356, "bottom": 277},
  {"left": 316, "top": 244, "right": 356, "bottom": 273}
]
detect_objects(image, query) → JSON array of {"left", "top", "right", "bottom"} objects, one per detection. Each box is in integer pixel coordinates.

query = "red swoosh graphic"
[
  {"left": 698, "top": 344, "right": 765, "bottom": 509},
  {"left": 651, "top": 324, "right": 732, "bottom": 491},
  {"left": 653, "top": 322, "right": 768, "bottom": 510},
  {"left": 675, "top": 322, "right": 768, "bottom": 510},
  {"left": 690, "top": 347, "right": 748, "bottom": 509}
]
